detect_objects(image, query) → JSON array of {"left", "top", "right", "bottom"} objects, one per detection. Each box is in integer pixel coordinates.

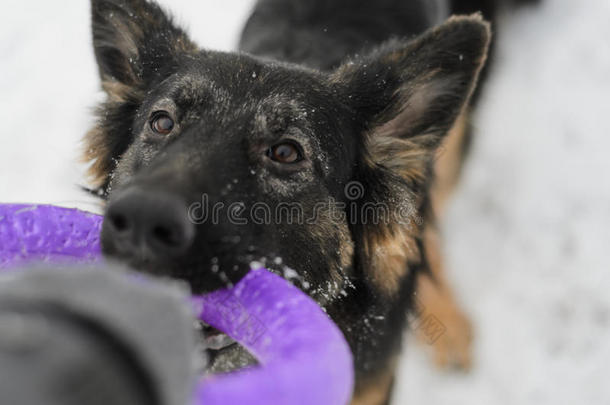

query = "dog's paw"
[
  {"left": 416, "top": 304, "right": 474, "bottom": 371},
  {"left": 412, "top": 276, "right": 474, "bottom": 371}
]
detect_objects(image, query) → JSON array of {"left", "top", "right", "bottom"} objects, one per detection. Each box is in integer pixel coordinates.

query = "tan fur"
[
  {"left": 81, "top": 82, "right": 144, "bottom": 189},
  {"left": 364, "top": 226, "right": 419, "bottom": 297},
  {"left": 358, "top": 118, "right": 462, "bottom": 298},
  {"left": 358, "top": 73, "right": 472, "bottom": 300},
  {"left": 358, "top": 123, "right": 430, "bottom": 299},
  {"left": 82, "top": 125, "right": 112, "bottom": 189},
  {"left": 352, "top": 110, "right": 474, "bottom": 405},
  {"left": 101, "top": 80, "right": 135, "bottom": 103},
  {"left": 369, "top": 132, "right": 438, "bottom": 186},
  {"left": 350, "top": 360, "right": 397, "bottom": 405},
  {"left": 414, "top": 110, "right": 474, "bottom": 370},
  {"left": 430, "top": 111, "right": 469, "bottom": 214},
  {"left": 339, "top": 230, "right": 356, "bottom": 270},
  {"left": 415, "top": 225, "right": 473, "bottom": 369}
]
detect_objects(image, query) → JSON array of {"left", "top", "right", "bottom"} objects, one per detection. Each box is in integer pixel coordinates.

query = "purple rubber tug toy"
[{"left": 0, "top": 203, "right": 354, "bottom": 405}]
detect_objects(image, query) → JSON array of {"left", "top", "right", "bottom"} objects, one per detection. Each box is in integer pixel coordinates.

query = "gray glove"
[{"left": 0, "top": 266, "right": 201, "bottom": 405}]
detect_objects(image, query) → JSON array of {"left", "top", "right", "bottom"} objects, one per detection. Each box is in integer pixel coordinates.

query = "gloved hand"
[{"left": 0, "top": 266, "right": 200, "bottom": 405}]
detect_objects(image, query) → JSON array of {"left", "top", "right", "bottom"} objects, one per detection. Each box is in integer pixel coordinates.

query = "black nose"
[{"left": 103, "top": 188, "right": 195, "bottom": 258}]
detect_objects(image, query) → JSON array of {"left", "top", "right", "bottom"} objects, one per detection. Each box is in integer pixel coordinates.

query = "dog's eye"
[
  {"left": 150, "top": 112, "right": 174, "bottom": 135},
  {"left": 266, "top": 142, "right": 303, "bottom": 164}
]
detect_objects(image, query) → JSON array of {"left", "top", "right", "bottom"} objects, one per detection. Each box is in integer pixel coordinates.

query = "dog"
[{"left": 83, "top": 0, "right": 535, "bottom": 403}]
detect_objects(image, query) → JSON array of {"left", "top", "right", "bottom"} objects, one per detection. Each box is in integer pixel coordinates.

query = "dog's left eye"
[
  {"left": 150, "top": 112, "right": 174, "bottom": 135},
  {"left": 266, "top": 141, "right": 303, "bottom": 164}
]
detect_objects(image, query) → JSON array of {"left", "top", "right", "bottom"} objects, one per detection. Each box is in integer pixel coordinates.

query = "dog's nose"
[{"left": 103, "top": 188, "right": 195, "bottom": 257}]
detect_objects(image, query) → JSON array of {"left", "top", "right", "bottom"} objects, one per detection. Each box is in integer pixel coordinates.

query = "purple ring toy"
[{"left": 0, "top": 204, "right": 354, "bottom": 405}]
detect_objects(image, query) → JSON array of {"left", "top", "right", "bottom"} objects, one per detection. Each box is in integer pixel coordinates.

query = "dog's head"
[{"left": 87, "top": 0, "right": 489, "bottom": 302}]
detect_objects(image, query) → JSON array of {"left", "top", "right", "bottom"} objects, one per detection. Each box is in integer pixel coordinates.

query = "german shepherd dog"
[{"left": 84, "top": 0, "right": 535, "bottom": 403}]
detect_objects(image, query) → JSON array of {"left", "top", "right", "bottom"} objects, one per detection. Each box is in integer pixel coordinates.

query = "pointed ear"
[
  {"left": 333, "top": 15, "right": 491, "bottom": 187},
  {"left": 331, "top": 16, "right": 490, "bottom": 297},
  {"left": 91, "top": 0, "right": 196, "bottom": 92}
]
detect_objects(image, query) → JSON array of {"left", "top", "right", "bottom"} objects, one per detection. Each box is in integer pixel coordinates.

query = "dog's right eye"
[{"left": 150, "top": 112, "right": 175, "bottom": 135}]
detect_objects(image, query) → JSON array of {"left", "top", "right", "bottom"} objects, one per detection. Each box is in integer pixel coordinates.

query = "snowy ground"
[{"left": 1, "top": 1, "right": 609, "bottom": 404}]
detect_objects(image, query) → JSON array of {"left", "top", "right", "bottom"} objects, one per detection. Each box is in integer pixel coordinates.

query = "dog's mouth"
[
  {"left": 196, "top": 321, "right": 258, "bottom": 374},
  {"left": 199, "top": 322, "right": 236, "bottom": 350}
]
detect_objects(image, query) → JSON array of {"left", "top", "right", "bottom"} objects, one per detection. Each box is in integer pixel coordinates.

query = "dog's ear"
[
  {"left": 91, "top": 0, "right": 196, "bottom": 91},
  {"left": 85, "top": 0, "right": 196, "bottom": 191},
  {"left": 333, "top": 15, "right": 490, "bottom": 189},
  {"left": 331, "top": 16, "right": 490, "bottom": 296}
]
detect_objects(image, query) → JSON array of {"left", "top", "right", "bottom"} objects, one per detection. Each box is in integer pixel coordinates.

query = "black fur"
[{"left": 240, "top": 0, "right": 439, "bottom": 70}]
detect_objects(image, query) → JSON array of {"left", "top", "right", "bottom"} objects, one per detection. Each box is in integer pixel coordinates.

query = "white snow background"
[{"left": 1, "top": 1, "right": 609, "bottom": 404}]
